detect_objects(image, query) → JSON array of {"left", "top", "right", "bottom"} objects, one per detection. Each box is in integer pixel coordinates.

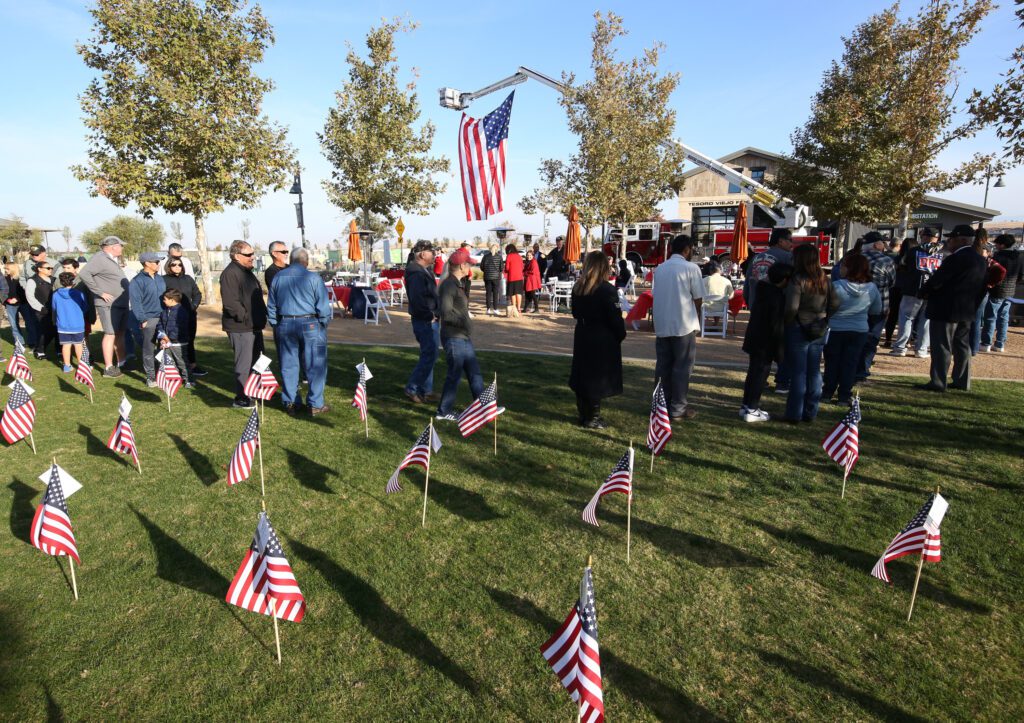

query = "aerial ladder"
[{"left": 439, "top": 67, "right": 814, "bottom": 233}]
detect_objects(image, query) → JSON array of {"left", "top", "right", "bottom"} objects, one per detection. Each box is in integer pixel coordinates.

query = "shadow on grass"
[
  {"left": 428, "top": 480, "right": 503, "bottom": 522},
  {"left": 168, "top": 434, "right": 219, "bottom": 487},
  {"left": 52, "top": 557, "right": 74, "bottom": 598},
  {"left": 56, "top": 376, "right": 83, "bottom": 398},
  {"left": 486, "top": 588, "right": 723, "bottom": 722},
  {"left": 77, "top": 423, "right": 125, "bottom": 466},
  {"left": 288, "top": 538, "right": 480, "bottom": 696},
  {"left": 755, "top": 649, "right": 927, "bottom": 723},
  {"left": 115, "top": 382, "right": 161, "bottom": 404},
  {"left": 8, "top": 479, "right": 37, "bottom": 543},
  {"left": 44, "top": 685, "right": 63, "bottom": 722},
  {"left": 748, "top": 520, "right": 991, "bottom": 615},
  {"left": 593, "top": 509, "right": 769, "bottom": 569},
  {"left": 285, "top": 448, "right": 335, "bottom": 494}
]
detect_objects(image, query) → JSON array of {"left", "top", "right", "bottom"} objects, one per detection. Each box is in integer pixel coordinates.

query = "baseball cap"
[
  {"left": 100, "top": 236, "right": 124, "bottom": 247},
  {"left": 947, "top": 224, "right": 975, "bottom": 238},
  {"left": 449, "top": 248, "right": 475, "bottom": 266},
  {"left": 919, "top": 227, "right": 937, "bottom": 238},
  {"left": 29, "top": 245, "right": 46, "bottom": 256},
  {"left": 139, "top": 251, "right": 165, "bottom": 263},
  {"left": 863, "top": 231, "right": 884, "bottom": 245}
]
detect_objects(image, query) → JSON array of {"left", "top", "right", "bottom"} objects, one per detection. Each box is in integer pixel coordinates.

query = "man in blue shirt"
[
  {"left": 267, "top": 247, "right": 332, "bottom": 416},
  {"left": 128, "top": 251, "right": 167, "bottom": 386}
]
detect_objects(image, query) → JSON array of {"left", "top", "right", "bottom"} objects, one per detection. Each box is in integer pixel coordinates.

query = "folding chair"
[
  {"left": 700, "top": 295, "right": 727, "bottom": 338},
  {"left": 363, "top": 289, "right": 391, "bottom": 325}
]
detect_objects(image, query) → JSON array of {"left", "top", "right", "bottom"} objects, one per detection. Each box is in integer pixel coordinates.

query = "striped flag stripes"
[
  {"left": 871, "top": 493, "right": 947, "bottom": 583},
  {"left": 226, "top": 511, "right": 305, "bottom": 622},
  {"left": 30, "top": 463, "right": 80, "bottom": 563},
  {"left": 156, "top": 350, "right": 182, "bottom": 398},
  {"left": 646, "top": 382, "right": 672, "bottom": 456},
  {"left": 107, "top": 415, "right": 139, "bottom": 467},
  {"left": 1, "top": 380, "right": 37, "bottom": 444},
  {"left": 386, "top": 425, "right": 442, "bottom": 494},
  {"left": 582, "top": 449, "right": 634, "bottom": 527},
  {"left": 458, "top": 91, "right": 514, "bottom": 221},
  {"left": 7, "top": 340, "right": 32, "bottom": 381},
  {"left": 227, "top": 408, "right": 260, "bottom": 486},
  {"left": 75, "top": 345, "right": 95, "bottom": 389},
  {"left": 456, "top": 380, "right": 503, "bottom": 437}
]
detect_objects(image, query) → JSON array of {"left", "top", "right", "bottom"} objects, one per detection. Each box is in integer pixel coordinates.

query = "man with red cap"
[{"left": 434, "top": 247, "right": 486, "bottom": 420}]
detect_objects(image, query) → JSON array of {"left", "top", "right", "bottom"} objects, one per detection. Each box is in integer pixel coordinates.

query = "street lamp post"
[
  {"left": 289, "top": 169, "right": 307, "bottom": 249},
  {"left": 982, "top": 165, "right": 1006, "bottom": 209}
]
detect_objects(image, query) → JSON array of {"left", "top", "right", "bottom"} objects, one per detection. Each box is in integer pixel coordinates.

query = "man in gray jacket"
[
  {"left": 434, "top": 247, "right": 486, "bottom": 420},
  {"left": 79, "top": 236, "right": 130, "bottom": 377}
]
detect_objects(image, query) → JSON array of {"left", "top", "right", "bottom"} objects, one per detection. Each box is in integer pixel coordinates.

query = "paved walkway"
[{"left": 195, "top": 288, "right": 1023, "bottom": 382}]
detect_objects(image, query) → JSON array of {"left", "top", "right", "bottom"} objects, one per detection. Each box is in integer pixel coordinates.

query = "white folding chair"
[
  {"left": 700, "top": 294, "right": 727, "bottom": 338},
  {"left": 363, "top": 289, "right": 391, "bottom": 325},
  {"left": 552, "top": 282, "right": 574, "bottom": 313},
  {"left": 617, "top": 288, "right": 634, "bottom": 314}
]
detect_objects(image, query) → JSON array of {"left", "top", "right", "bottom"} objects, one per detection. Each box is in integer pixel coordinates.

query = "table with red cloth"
[
  {"left": 332, "top": 286, "right": 352, "bottom": 308},
  {"left": 381, "top": 268, "right": 405, "bottom": 280},
  {"left": 626, "top": 290, "right": 654, "bottom": 324},
  {"left": 729, "top": 289, "right": 745, "bottom": 318}
]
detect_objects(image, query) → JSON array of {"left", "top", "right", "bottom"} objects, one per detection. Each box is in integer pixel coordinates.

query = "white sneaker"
[
  {"left": 915, "top": 350, "right": 930, "bottom": 359},
  {"left": 741, "top": 408, "right": 770, "bottom": 423},
  {"left": 889, "top": 348, "right": 906, "bottom": 357},
  {"left": 980, "top": 345, "right": 991, "bottom": 353},
  {"left": 993, "top": 346, "right": 1005, "bottom": 353}
]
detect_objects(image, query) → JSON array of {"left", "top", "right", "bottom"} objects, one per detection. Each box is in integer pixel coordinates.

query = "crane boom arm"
[{"left": 439, "top": 66, "right": 794, "bottom": 221}]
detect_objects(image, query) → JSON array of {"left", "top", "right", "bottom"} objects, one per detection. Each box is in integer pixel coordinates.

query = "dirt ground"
[{"left": 195, "top": 287, "right": 1024, "bottom": 381}]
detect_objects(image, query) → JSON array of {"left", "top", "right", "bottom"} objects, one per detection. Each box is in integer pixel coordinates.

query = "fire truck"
[
  {"left": 439, "top": 66, "right": 821, "bottom": 267},
  {"left": 711, "top": 228, "right": 833, "bottom": 268}
]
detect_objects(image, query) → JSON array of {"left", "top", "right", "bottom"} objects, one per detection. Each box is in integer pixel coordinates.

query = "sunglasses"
[
  {"left": 169, "top": 262, "right": 183, "bottom": 267},
  {"left": 271, "top": 249, "right": 287, "bottom": 255},
  {"left": 238, "top": 252, "right": 255, "bottom": 258},
  {"left": 41, "top": 266, "right": 53, "bottom": 271}
]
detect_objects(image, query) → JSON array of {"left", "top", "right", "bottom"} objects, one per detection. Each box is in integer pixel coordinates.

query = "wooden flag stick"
[
  {"left": 135, "top": 453, "right": 143, "bottom": 475},
  {"left": 88, "top": 386, "right": 93, "bottom": 404},
  {"left": 493, "top": 372, "right": 498, "bottom": 456},
  {"left": 68, "top": 557, "right": 79, "bottom": 601},
  {"left": 907, "top": 484, "right": 941, "bottom": 622},
  {"left": 422, "top": 420, "right": 433, "bottom": 527},
  {"left": 260, "top": 397, "right": 265, "bottom": 425},
  {"left": 166, "top": 388, "right": 171, "bottom": 413},
  {"left": 28, "top": 432, "right": 36, "bottom": 455},
  {"left": 257, "top": 430, "right": 266, "bottom": 498},
  {"left": 841, "top": 455, "right": 850, "bottom": 499},
  {"left": 363, "top": 359, "right": 369, "bottom": 439},
  {"left": 268, "top": 598, "right": 282, "bottom": 664}
]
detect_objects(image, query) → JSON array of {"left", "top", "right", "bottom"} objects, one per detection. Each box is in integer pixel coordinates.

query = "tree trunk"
[
  {"left": 584, "top": 226, "right": 592, "bottom": 255},
  {"left": 838, "top": 219, "right": 851, "bottom": 261},
  {"left": 193, "top": 215, "right": 216, "bottom": 305},
  {"left": 896, "top": 203, "right": 911, "bottom": 240},
  {"left": 619, "top": 217, "right": 627, "bottom": 260}
]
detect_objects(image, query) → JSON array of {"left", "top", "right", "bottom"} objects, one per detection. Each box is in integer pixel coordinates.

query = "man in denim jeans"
[
  {"left": 434, "top": 248, "right": 488, "bottom": 420},
  {"left": 404, "top": 241, "right": 440, "bottom": 404},
  {"left": 266, "top": 247, "right": 332, "bottom": 416}
]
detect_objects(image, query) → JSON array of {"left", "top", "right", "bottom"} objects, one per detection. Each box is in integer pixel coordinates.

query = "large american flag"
[
  {"left": 871, "top": 493, "right": 947, "bottom": 583},
  {"left": 226, "top": 511, "right": 305, "bottom": 622},
  {"left": 386, "top": 424, "right": 442, "bottom": 494},
  {"left": 822, "top": 397, "right": 861, "bottom": 480},
  {"left": 457, "top": 380, "right": 504, "bottom": 437},
  {"left": 540, "top": 565, "right": 604, "bottom": 723},
  {"left": 75, "top": 345, "right": 95, "bottom": 389},
  {"left": 352, "top": 362, "right": 370, "bottom": 422},
  {"left": 243, "top": 370, "right": 279, "bottom": 401},
  {"left": 30, "top": 463, "right": 80, "bottom": 563},
  {"left": 107, "top": 414, "right": 139, "bottom": 467},
  {"left": 6, "top": 340, "right": 32, "bottom": 381},
  {"left": 227, "top": 408, "right": 260, "bottom": 486},
  {"left": 646, "top": 382, "right": 672, "bottom": 456},
  {"left": 156, "top": 350, "right": 182, "bottom": 398},
  {"left": 1, "top": 380, "right": 37, "bottom": 444},
  {"left": 458, "top": 91, "right": 514, "bottom": 221},
  {"left": 582, "top": 449, "right": 634, "bottom": 527}
]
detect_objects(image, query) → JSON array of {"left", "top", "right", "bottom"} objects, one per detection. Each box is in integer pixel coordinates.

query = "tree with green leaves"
[
  {"left": 0, "top": 215, "right": 41, "bottom": 257},
  {"left": 73, "top": 0, "right": 296, "bottom": 303},
  {"left": 559, "top": 12, "right": 686, "bottom": 257},
  {"left": 519, "top": 157, "right": 602, "bottom": 251},
  {"left": 775, "top": 1, "right": 995, "bottom": 247},
  {"left": 81, "top": 215, "right": 164, "bottom": 257},
  {"left": 318, "top": 18, "right": 450, "bottom": 234},
  {"left": 969, "top": 0, "right": 1024, "bottom": 165}
]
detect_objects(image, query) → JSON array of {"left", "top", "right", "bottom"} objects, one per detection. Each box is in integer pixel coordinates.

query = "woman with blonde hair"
[{"left": 569, "top": 251, "right": 626, "bottom": 428}]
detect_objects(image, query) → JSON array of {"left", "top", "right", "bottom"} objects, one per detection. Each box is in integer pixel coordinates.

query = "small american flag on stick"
[
  {"left": 457, "top": 380, "right": 504, "bottom": 437},
  {"left": 582, "top": 449, "right": 634, "bottom": 527},
  {"left": 31, "top": 463, "right": 80, "bottom": 564},
  {"left": 243, "top": 370, "right": 279, "bottom": 401},
  {"left": 156, "top": 350, "right": 182, "bottom": 401},
  {"left": 226, "top": 511, "right": 306, "bottom": 622},
  {"left": 822, "top": 397, "right": 860, "bottom": 494},
  {"left": 107, "top": 414, "right": 140, "bottom": 470},
  {"left": 540, "top": 562, "right": 604, "bottom": 723},
  {"left": 2, "top": 380, "right": 37, "bottom": 445},
  {"left": 646, "top": 382, "right": 672, "bottom": 457},
  {"left": 75, "top": 345, "right": 95, "bottom": 392},
  {"left": 352, "top": 361, "right": 371, "bottom": 423},
  {"left": 871, "top": 493, "right": 947, "bottom": 584},
  {"left": 227, "top": 408, "right": 260, "bottom": 487},
  {"left": 6, "top": 340, "right": 32, "bottom": 381},
  {"left": 386, "top": 424, "right": 441, "bottom": 494}
]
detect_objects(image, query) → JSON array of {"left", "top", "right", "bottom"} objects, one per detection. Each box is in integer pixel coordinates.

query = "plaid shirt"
[{"left": 862, "top": 249, "right": 896, "bottom": 315}]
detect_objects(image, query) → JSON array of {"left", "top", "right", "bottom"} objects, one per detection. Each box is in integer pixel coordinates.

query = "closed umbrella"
[
  {"left": 564, "top": 204, "right": 581, "bottom": 265},
  {"left": 347, "top": 220, "right": 362, "bottom": 263},
  {"left": 730, "top": 203, "right": 749, "bottom": 266}
]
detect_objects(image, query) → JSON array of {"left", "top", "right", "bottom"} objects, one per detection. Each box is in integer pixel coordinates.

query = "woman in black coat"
[
  {"left": 740, "top": 262, "right": 793, "bottom": 421},
  {"left": 163, "top": 261, "right": 205, "bottom": 375},
  {"left": 569, "top": 251, "right": 626, "bottom": 429}
]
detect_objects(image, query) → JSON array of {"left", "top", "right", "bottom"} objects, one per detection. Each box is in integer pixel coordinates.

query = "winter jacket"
[
  {"left": 524, "top": 259, "right": 542, "bottom": 292},
  {"left": 163, "top": 273, "right": 202, "bottom": 312},
  {"left": 505, "top": 253, "right": 524, "bottom": 283},
  {"left": 157, "top": 304, "right": 193, "bottom": 343},
  {"left": 862, "top": 249, "right": 896, "bottom": 315},
  {"left": 405, "top": 261, "right": 439, "bottom": 322},
  {"left": 743, "top": 280, "right": 787, "bottom": 362},
  {"left": 52, "top": 287, "right": 87, "bottom": 334},
  {"left": 784, "top": 273, "right": 837, "bottom": 327},
  {"left": 480, "top": 251, "right": 504, "bottom": 281},
  {"left": 828, "top": 279, "right": 882, "bottom": 333},
  {"left": 25, "top": 274, "right": 53, "bottom": 313},
  {"left": 219, "top": 260, "right": 267, "bottom": 332},
  {"left": 990, "top": 249, "right": 1022, "bottom": 299},
  {"left": 744, "top": 246, "right": 794, "bottom": 307},
  {"left": 923, "top": 246, "right": 987, "bottom": 324},
  {"left": 5, "top": 275, "right": 25, "bottom": 306},
  {"left": 79, "top": 250, "right": 129, "bottom": 308},
  {"left": 984, "top": 257, "right": 1006, "bottom": 290},
  {"left": 438, "top": 275, "right": 471, "bottom": 342},
  {"left": 128, "top": 271, "right": 166, "bottom": 320},
  {"left": 569, "top": 282, "right": 626, "bottom": 400}
]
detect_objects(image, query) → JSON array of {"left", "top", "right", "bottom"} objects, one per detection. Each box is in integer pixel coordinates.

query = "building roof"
[{"left": 681, "top": 147, "right": 1001, "bottom": 219}]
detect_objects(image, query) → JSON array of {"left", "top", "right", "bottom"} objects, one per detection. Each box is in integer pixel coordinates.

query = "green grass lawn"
[{"left": 1, "top": 336, "right": 1022, "bottom": 721}]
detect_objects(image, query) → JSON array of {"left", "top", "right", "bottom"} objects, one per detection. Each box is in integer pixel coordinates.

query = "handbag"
[{"left": 797, "top": 282, "right": 831, "bottom": 341}]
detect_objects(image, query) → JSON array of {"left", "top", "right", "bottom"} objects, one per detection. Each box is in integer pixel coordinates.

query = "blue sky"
[{"left": 0, "top": 0, "right": 1020, "bottom": 250}]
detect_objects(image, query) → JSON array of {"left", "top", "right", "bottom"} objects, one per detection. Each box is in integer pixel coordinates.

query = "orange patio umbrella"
[
  {"left": 347, "top": 219, "right": 362, "bottom": 262},
  {"left": 564, "top": 204, "right": 582, "bottom": 265},
  {"left": 730, "top": 202, "right": 749, "bottom": 265}
]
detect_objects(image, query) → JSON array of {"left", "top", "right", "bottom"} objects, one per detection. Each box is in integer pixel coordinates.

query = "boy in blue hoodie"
[
  {"left": 52, "top": 272, "right": 88, "bottom": 372},
  {"left": 156, "top": 288, "right": 195, "bottom": 388}
]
